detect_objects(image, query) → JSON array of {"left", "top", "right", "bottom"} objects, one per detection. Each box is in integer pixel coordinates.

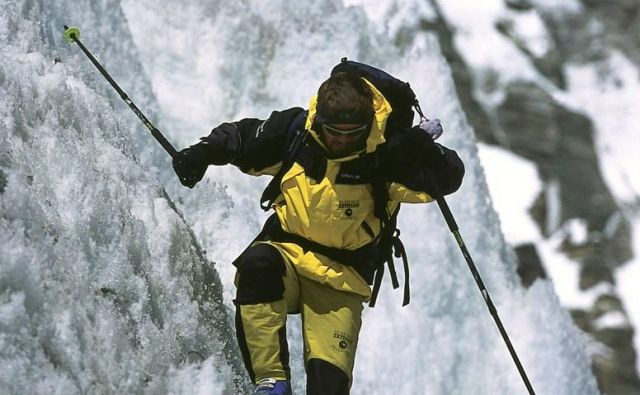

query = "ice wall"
[{"left": 1, "top": 1, "right": 245, "bottom": 393}]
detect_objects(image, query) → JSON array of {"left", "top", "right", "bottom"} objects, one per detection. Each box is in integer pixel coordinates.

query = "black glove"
[
  {"left": 172, "top": 147, "right": 209, "bottom": 188},
  {"left": 404, "top": 126, "right": 447, "bottom": 169},
  {"left": 422, "top": 136, "right": 447, "bottom": 170}
]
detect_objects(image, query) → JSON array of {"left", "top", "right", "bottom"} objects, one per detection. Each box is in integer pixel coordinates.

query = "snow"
[
  {"left": 593, "top": 311, "right": 629, "bottom": 331},
  {"left": 477, "top": 143, "right": 542, "bottom": 244},
  {"left": 616, "top": 218, "right": 640, "bottom": 374},
  {"left": 564, "top": 51, "right": 640, "bottom": 203},
  {"left": 563, "top": 49, "right": 640, "bottom": 377},
  {"left": 532, "top": 0, "right": 584, "bottom": 13},
  {"left": 537, "top": 231, "right": 616, "bottom": 310},
  {"left": 506, "top": 9, "right": 553, "bottom": 58},
  {"left": 475, "top": 144, "right": 609, "bottom": 311},
  {"left": 0, "top": 0, "right": 611, "bottom": 393},
  {"left": 565, "top": 218, "right": 589, "bottom": 245},
  {"left": 437, "top": 0, "right": 545, "bottom": 92}
]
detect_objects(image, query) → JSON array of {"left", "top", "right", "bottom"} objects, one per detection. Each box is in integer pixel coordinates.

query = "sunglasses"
[{"left": 321, "top": 123, "right": 369, "bottom": 138}]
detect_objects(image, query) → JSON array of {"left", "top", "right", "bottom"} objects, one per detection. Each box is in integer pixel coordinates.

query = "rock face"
[{"left": 424, "top": 0, "right": 640, "bottom": 393}]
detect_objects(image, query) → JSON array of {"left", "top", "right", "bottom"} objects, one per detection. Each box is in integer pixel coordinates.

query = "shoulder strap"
[{"left": 260, "top": 111, "right": 308, "bottom": 211}]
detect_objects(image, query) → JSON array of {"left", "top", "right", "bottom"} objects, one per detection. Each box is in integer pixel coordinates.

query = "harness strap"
[
  {"left": 368, "top": 264, "right": 385, "bottom": 307},
  {"left": 387, "top": 243, "right": 400, "bottom": 289},
  {"left": 258, "top": 214, "right": 377, "bottom": 283},
  {"left": 368, "top": 230, "right": 409, "bottom": 307},
  {"left": 392, "top": 231, "right": 410, "bottom": 306},
  {"left": 259, "top": 210, "right": 411, "bottom": 308}
]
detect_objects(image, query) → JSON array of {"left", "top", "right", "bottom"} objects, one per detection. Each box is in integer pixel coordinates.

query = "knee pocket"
[
  {"left": 306, "top": 358, "right": 349, "bottom": 395},
  {"left": 234, "top": 244, "right": 286, "bottom": 304}
]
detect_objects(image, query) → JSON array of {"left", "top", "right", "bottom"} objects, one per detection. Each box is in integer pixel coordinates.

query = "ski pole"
[
  {"left": 425, "top": 170, "right": 536, "bottom": 395},
  {"left": 63, "top": 26, "right": 177, "bottom": 158}
]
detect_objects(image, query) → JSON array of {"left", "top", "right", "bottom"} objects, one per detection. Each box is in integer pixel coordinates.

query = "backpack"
[{"left": 261, "top": 58, "right": 426, "bottom": 307}]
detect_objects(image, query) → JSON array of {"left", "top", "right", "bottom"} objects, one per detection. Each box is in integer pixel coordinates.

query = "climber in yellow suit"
[{"left": 172, "top": 70, "right": 464, "bottom": 395}]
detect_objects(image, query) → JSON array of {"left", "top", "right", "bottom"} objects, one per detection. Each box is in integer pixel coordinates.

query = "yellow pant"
[{"left": 234, "top": 243, "right": 365, "bottom": 392}]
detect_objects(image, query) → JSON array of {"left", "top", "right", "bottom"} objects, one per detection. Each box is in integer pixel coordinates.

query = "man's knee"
[
  {"left": 306, "top": 358, "right": 350, "bottom": 395},
  {"left": 234, "top": 243, "right": 286, "bottom": 304}
]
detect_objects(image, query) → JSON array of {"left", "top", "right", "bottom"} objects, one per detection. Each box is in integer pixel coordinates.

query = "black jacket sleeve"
[
  {"left": 382, "top": 126, "right": 465, "bottom": 197},
  {"left": 194, "top": 107, "right": 305, "bottom": 174}
]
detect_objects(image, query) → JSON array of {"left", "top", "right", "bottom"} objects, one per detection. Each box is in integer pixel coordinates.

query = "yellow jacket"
[{"left": 196, "top": 80, "right": 464, "bottom": 299}]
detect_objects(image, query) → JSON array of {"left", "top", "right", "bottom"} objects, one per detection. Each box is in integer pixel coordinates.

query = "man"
[{"left": 172, "top": 71, "right": 464, "bottom": 394}]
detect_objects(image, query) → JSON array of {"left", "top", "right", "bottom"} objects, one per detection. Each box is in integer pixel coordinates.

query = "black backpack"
[{"left": 261, "top": 58, "right": 426, "bottom": 306}]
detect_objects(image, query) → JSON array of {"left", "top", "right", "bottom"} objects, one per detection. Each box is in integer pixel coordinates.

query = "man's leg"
[
  {"left": 234, "top": 243, "right": 299, "bottom": 384},
  {"left": 300, "top": 277, "right": 365, "bottom": 395}
]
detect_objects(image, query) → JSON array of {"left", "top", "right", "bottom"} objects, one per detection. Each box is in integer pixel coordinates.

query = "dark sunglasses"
[{"left": 322, "top": 123, "right": 369, "bottom": 138}]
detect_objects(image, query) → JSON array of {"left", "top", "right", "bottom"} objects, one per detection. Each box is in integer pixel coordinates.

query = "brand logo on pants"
[{"left": 333, "top": 330, "right": 352, "bottom": 350}]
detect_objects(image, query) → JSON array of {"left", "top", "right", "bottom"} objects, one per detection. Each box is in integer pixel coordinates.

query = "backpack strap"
[
  {"left": 367, "top": 151, "right": 410, "bottom": 307},
  {"left": 368, "top": 206, "right": 409, "bottom": 307},
  {"left": 260, "top": 111, "right": 308, "bottom": 211},
  {"left": 393, "top": 228, "right": 410, "bottom": 306}
]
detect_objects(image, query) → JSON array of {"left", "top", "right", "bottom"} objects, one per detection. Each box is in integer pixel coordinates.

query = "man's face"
[{"left": 321, "top": 123, "right": 368, "bottom": 157}]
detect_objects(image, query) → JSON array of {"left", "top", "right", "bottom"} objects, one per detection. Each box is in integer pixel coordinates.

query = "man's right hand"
[{"left": 172, "top": 148, "right": 208, "bottom": 188}]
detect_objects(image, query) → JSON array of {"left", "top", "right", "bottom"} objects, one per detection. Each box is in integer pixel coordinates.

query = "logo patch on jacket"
[{"left": 338, "top": 200, "right": 359, "bottom": 219}]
